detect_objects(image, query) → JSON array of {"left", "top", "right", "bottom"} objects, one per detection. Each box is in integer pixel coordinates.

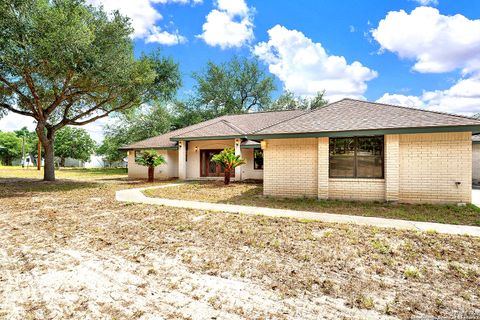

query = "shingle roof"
[
  {"left": 120, "top": 109, "right": 305, "bottom": 149},
  {"left": 121, "top": 99, "right": 480, "bottom": 150},
  {"left": 254, "top": 98, "right": 480, "bottom": 136}
]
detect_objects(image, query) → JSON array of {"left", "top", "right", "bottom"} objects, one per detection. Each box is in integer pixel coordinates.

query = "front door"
[{"left": 200, "top": 149, "right": 234, "bottom": 177}]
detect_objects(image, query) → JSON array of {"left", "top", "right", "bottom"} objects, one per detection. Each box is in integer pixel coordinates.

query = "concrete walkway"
[{"left": 116, "top": 184, "right": 480, "bottom": 237}]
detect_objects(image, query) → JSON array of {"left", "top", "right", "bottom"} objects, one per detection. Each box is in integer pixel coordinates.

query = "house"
[{"left": 121, "top": 98, "right": 480, "bottom": 204}]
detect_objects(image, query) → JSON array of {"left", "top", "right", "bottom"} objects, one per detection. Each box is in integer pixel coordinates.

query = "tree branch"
[
  {"left": 23, "top": 71, "right": 43, "bottom": 119},
  {"left": 44, "top": 70, "right": 74, "bottom": 116},
  {"left": 0, "top": 76, "right": 37, "bottom": 115},
  {"left": 69, "top": 100, "right": 135, "bottom": 126},
  {"left": 0, "top": 102, "right": 36, "bottom": 117}
]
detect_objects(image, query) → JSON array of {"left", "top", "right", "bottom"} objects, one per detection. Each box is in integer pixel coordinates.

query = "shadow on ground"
[{"left": 0, "top": 178, "right": 99, "bottom": 198}]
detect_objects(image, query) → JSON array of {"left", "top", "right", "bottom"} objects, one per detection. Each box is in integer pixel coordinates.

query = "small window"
[
  {"left": 329, "top": 136, "right": 384, "bottom": 179},
  {"left": 253, "top": 148, "right": 264, "bottom": 170}
]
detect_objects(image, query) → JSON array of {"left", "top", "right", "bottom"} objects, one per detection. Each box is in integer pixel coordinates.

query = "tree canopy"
[
  {"left": 267, "top": 90, "right": 329, "bottom": 111},
  {"left": 0, "top": 131, "right": 22, "bottom": 165},
  {"left": 0, "top": 0, "right": 180, "bottom": 180},
  {"left": 54, "top": 126, "right": 96, "bottom": 166},
  {"left": 97, "top": 104, "right": 173, "bottom": 163},
  {"left": 174, "top": 56, "right": 276, "bottom": 125}
]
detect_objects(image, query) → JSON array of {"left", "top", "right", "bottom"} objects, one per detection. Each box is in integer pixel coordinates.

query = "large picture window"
[
  {"left": 329, "top": 136, "right": 384, "bottom": 179},
  {"left": 253, "top": 148, "right": 264, "bottom": 170}
]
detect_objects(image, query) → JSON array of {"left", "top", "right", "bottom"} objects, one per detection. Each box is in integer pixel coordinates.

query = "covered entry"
[{"left": 200, "top": 149, "right": 235, "bottom": 177}]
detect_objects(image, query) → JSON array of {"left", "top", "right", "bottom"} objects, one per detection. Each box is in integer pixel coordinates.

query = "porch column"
[
  {"left": 317, "top": 137, "right": 329, "bottom": 199},
  {"left": 178, "top": 140, "right": 187, "bottom": 180},
  {"left": 385, "top": 134, "right": 400, "bottom": 202},
  {"left": 234, "top": 138, "right": 242, "bottom": 180}
]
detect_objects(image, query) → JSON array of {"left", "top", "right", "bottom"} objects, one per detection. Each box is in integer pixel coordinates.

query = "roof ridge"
[
  {"left": 220, "top": 119, "right": 247, "bottom": 135},
  {"left": 169, "top": 116, "right": 228, "bottom": 138},
  {"left": 250, "top": 100, "right": 343, "bottom": 134},
  {"left": 225, "top": 109, "right": 310, "bottom": 116},
  {"left": 342, "top": 98, "right": 480, "bottom": 123}
]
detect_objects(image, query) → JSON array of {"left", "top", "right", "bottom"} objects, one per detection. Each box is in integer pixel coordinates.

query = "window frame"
[
  {"left": 253, "top": 148, "right": 264, "bottom": 170},
  {"left": 329, "top": 136, "right": 384, "bottom": 179}
]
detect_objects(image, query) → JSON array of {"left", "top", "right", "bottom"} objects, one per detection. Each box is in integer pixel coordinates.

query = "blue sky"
[
  {"left": 129, "top": 0, "right": 480, "bottom": 108},
  {"left": 2, "top": 0, "right": 480, "bottom": 140}
]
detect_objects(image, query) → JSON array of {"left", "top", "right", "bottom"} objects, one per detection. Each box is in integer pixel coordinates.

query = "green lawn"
[{"left": 144, "top": 181, "right": 480, "bottom": 226}]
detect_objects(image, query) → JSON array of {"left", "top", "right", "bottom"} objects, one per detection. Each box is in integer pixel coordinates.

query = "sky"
[{"left": 2, "top": 0, "right": 480, "bottom": 142}]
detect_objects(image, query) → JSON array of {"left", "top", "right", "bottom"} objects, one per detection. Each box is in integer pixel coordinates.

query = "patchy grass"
[
  {"left": 144, "top": 181, "right": 480, "bottom": 226},
  {"left": 0, "top": 166, "right": 127, "bottom": 180},
  {"left": 1, "top": 168, "right": 479, "bottom": 319}
]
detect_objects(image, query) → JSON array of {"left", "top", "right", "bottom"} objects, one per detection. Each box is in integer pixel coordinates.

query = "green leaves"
[
  {"left": 0, "top": 0, "right": 180, "bottom": 127},
  {"left": 54, "top": 126, "right": 96, "bottom": 162},
  {"left": 0, "top": 131, "right": 23, "bottom": 165},
  {"left": 268, "top": 90, "right": 329, "bottom": 111},
  {"left": 136, "top": 150, "right": 167, "bottom": 168},
  {"left": 211, "top": 148, "right": 246, "bottom": 171},
  {"left": 191, "top": 56, "right": 276, "bottom": 117}
]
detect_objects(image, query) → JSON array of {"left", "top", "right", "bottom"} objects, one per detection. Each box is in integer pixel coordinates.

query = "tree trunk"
[
  {"left": 224, "top": 168, "right": 231, "bottom": 185},
  {"left": 148, "top": 166, "right": 154, "bottom": 182},
  {"left": 60, "top": 157, "right": 65, "bottom": 167},
  {"left": 36, "top": 123, "right": 56, "bottom": 181}
]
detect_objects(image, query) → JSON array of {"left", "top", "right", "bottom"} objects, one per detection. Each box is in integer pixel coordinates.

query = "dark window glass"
[
  {"left": 254, "top": 149, "right": 264, "bottom": 170},
  {"left": 329, "top": 136, "right": 384, "bottom": 179},
  {"left": 329, "top": 138, "right": 355, "bottom": 178}
]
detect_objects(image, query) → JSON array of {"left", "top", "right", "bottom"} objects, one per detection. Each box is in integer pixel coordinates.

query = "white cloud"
[
  {"left": 372, "top": 7, "right": 480, "bottom": 74},
  {"left": 253, "top": 25, "right": 378, "bottom": 101},
  {"left": 377, "top": 76, "right": 480, "bottom": 115},
  {"left": 145, "top": 26, "right": 187, "bottom": 45},
  {"left": 197, "top": 0, "right": 254, "bottom": 49},
  {"left": 0, "top": 113, "right": 36, "bottom": 132},
  {"left": 86, "top": 0, "right": 190, "bottom": 45},
  {"left": 412, "top": 0, "right": 438, "bottom": 5}
]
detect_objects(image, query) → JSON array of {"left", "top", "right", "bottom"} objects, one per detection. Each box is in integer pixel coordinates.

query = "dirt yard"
[{"left": 0, "top": 168, "right": 479, "bottom": 319}]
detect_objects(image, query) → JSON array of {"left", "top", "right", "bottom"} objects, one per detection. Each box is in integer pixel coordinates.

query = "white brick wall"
[
  {"left": 385, "top": 134, "right": 400, "bottom": 202},
  {"left": 263, "top": 138, "right": 318, "bottom": 197},
  {"left": 263, "top": 132, "right": 472, "bottom": 204},
  {"left": 399, "top": 132, "right": 471, "bottom": 203},
  {"left": 328, "top": 178, "right": 385, "bottom": 201}
]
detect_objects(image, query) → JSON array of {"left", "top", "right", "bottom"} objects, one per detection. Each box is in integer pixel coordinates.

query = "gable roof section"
[
  {"left": 252, "top": 98, "right": 480, "bottom": 137},
  {"left": 174, "top": 120, "right": 246, "bottom": 139},
  {"left": 120, "top": 109, "right": 305, "bottom": 149}
]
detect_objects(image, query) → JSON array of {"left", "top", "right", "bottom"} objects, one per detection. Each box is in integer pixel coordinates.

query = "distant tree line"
[{"left": 0, "top": 126, "right": 95, "bottom": 167}]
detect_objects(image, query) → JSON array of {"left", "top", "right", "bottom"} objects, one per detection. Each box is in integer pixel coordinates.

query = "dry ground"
[
  {"left": 145, "top": 181, "right": 480, "bottom": 226},
  {"left": 0, "top": 168, "right": 479, "bottom": 319}
]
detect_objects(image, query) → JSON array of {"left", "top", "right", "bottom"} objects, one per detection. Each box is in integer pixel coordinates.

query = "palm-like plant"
[
  {"left": 136, "top": 150, "right": 166, "bottom": 182},
  {"left": 211, "top": 148, "right": 246, "bottom": 185}
]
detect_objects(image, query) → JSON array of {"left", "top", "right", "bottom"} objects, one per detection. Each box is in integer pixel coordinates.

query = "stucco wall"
[
  {"left": 240, "top": 148, "right": 263, "bottom": 180},
  {"left": 398, "top": 132, "right": 471, "bottom": 203},
  {"left": 185, "top": 140, "right": 234, "bottom": 179},
  {"left": 473, "top": 144, "right": 480, "bottom": 184},
  {"left": 263, "top": 138, "right": 318, "bottom": 197},
  {"left": 127, "top": 149, "right": 178, "bottom": 180}
]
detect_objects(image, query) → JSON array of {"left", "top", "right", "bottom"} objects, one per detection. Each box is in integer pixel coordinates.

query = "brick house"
[{"left": 121, "top": 98, "right": 480, "bottom": 204}]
